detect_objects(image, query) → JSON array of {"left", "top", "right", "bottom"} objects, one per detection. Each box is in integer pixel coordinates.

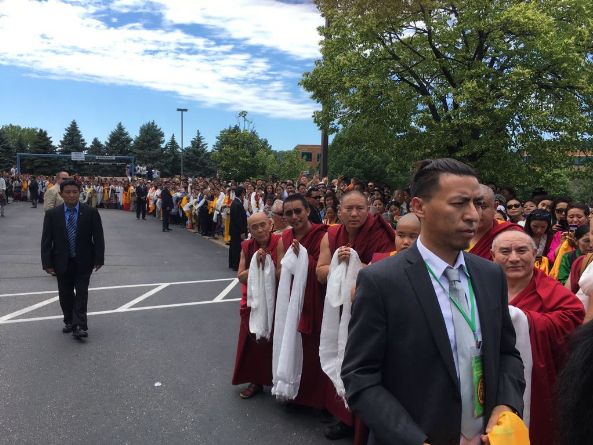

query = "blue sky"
[{"left": 0, "top": 0, "right": 324, "bottom": 151}]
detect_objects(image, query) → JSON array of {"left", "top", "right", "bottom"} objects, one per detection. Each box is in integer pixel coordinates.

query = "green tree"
[
  {"left": 0, "top": 124, "right": 37, "bottom": 152},
  {"left": 87, "top": 137, "right": 106, "bottom": 155},
  {"left": 0, "top": 128, "right": 13, "bottom": 171},
  {"left": 23, "top": 129, "right": 57, "bottom": 174},
  {"left": 266, "top": 150, "right": 308, "bottom": 181},
  {"left": 132, "top": 121, "right": 165, "bottom": 168},
  {"left": 105, "top": 122, "right": 133, "bottom": 156},
  {"left": 183, "top": 130, "right": 215, "bottom": 177},
  {"left": 302, "top": 0, "right": 593, "bottom": 187},
  {"left": 161, "top": 134, "right": 181, "bottom": 177},
  {"left": 59, "top": 120, "right": 86, "bottom": 154},
  {"left": 211, "top": 123, "right": 274, "bottom": 181}
]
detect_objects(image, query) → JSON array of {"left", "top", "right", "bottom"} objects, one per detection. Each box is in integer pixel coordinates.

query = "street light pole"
[{"left": 176, "top": 108, "right": 188, "bottom": 177}]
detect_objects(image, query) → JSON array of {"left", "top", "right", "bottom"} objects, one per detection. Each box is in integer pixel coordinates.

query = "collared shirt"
[
  {"left": 64, "top": 202, "right": 80, "bottom": 227},
  {"left": 0, "top": 177, "right": 6, "bottom": 191},
  {"left": 416, "top": 237, "right": 482, "bottom": 376}
]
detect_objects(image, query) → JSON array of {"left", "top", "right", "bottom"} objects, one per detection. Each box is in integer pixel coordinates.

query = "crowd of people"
[{"left": 2, "top": 162, "right": 593, "bottom": 445}]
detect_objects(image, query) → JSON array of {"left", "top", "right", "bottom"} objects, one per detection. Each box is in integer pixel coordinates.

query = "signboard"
[
  {"left": 71, "top": 152, "right": 85, "bottom": 161},
  {"left": 94, "top": 156, "right": 116, "bottom": 161}
]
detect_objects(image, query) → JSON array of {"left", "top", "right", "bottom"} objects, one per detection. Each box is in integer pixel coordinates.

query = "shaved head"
[
  {"left": 248, "top": 212, "right": 269, "bottom": 226},
  {"left": 398, "top": 212, "right": 421, "bottom": 227},
  {"left": 492, "top": 230, "right": 536, "bottom": 251},
  {"left": 395, "top": 213, "right": 421, "bottom": 251},
  {"left": 479, "top": 184, "right": 495, "bottom": 208}
]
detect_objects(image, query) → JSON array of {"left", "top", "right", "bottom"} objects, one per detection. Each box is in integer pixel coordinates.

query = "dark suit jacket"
[
  {"left": 136, "top": 185, "right": 147, "bottom": 200},
  {"left": 41, "top": 203, "right": 105, "bottom": 275},
  {"left": 342, "top": 244, "right": 525, "bottom": 445},
  {"left": 161, "top": 188, "right": 173, "bottom": 210},
  {"left": 229, "top": 197, "right": 247, "bottom": 237}
]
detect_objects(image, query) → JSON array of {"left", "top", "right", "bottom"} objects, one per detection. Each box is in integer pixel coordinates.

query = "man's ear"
[{"left": 411, "top": 197, "right": 425, "bottom": 220}]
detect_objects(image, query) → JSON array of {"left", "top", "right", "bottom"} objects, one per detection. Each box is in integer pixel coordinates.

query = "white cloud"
[{"left": 0, "top": 0, "right": 321, "bottom": 119}]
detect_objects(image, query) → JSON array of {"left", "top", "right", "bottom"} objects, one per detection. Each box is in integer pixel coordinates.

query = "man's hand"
[
  {"left": 44, "top": 267, "right": 55, "bottom": 275},
  {"left": 256, "top": 248, "right": 266, "bottom": 268},
  {"left": 291, "top": 240, "right": 300, "bottom": 257},
  {"left": 337, "top": 246, "right": 351, "bottom": 263},
  {"left": 94, "top": 265, "right": 103, "bottom": 272},
  {"left": 481, "top": 405, "right": 514, "bottom": 444}
]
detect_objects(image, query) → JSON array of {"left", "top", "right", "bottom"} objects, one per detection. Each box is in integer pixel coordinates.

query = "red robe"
[
  {"left": 231, "top": 234, "right": 280, "bottom": 386},
  {"left": 569, "top": 254, "right": 593, "bottom": 294},
  {"left": 469, "top": 220, "right": 522, "bottom": 260},
  {"left": 282, "top": 223, "right": 329, "bottom": 409},
  {"left": 510, "top": 269, "right": 585, "bottom": 445},
  {"left": 325, "top": 215, "right": 395, "bottom": 429}
]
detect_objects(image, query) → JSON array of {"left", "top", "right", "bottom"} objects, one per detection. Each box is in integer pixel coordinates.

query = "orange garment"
[
  {"left": 549, "top": 239, "right": 573, "bottom": 279},
  {"left": 488, "top": 412, "right": 530, "bottom": 445}
]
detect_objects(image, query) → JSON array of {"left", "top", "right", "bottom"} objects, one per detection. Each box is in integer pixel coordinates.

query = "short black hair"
[
  {"left": 410, "top": 158, "right": 478, "bottom": 199},
  {"left": 568, "top": 202, "right": 590, "bottom": 217},
  {"left": 524, "top": 209, "right": 553, "bottom": 238},
  {"left": 283, "top": 193, "right": 309, "bottom": 210},
  {"left": 59, "top": 179, "right": 80, "bottom": 192},
  {"left": 235, "top": 186, "right": 246, "bottom": 197}
]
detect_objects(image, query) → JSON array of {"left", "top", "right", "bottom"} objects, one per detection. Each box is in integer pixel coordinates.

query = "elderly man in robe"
[
  {"left": 469, "top": 185, "right": 522, "bottom": 260},
  {"left": 316, "top": 190, "right": 395, "bottom": 440},
  {"left": 491, "top": 230, "right": 584, "bottom": 445},
  {"left": 232, "top": 212, "right": 285, "bottom": 399}
]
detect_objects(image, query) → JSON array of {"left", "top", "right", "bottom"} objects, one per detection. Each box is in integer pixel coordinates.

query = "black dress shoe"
[
  {"left": 62, "top": 324, "right": 73, "bottom": 333},
  {"left": 324, "top": 421, "right": 353, "bottom": 440},
  {"left": 72, "top": 326, "right": 87, "bottom": 338}
]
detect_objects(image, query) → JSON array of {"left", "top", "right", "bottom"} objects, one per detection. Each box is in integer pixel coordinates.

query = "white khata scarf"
[
  {"left": 508, "top": 306, "right": 532, "bottom": 427},
  {"left": 247, "top": 253, "right": 276, "bottom": 341},
  {"left": 319, "top": 249, "right": 361, "bottom": 405},
  {"left": 272, "top": 245, "right": 309, "bottom": 401}
]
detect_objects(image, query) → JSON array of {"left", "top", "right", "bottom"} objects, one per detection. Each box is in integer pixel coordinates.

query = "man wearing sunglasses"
[
  {"left": 277, "top": 194, "right": 328, "bottom": 410},
  {"left": 305, "top": 187, "right": 323, "bottom": 224}
]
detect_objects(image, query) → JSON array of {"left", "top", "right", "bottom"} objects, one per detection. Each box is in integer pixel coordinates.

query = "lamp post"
[{"left": 176, "top": 108, "right": 188, "bottom": 177}]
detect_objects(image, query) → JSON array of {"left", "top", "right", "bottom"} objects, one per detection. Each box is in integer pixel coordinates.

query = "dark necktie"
[{"left": 67, "top": 209, "right": 77, "bottom": 258}]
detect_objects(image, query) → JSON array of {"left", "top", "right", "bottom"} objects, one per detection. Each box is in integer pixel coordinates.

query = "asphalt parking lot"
[{"left": 0, "top": 202, "right": 347, "bottom": 444}]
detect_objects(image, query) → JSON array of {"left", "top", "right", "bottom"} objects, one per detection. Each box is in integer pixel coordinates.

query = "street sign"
[
  {"left": 94, "top": 155, "right": 116, "bottom": 161},
  {"left": 71, "top": 152, "right": 85, "bottom": 161}
]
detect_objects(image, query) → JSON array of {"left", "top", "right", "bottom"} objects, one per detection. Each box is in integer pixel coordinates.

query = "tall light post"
[{"left": 176, "top": 108, "right": 188, "bottom": 177}]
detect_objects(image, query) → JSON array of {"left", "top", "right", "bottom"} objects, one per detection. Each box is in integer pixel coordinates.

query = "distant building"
[{"left": 295, "top": 144, "right": 321, "bottom": 172}]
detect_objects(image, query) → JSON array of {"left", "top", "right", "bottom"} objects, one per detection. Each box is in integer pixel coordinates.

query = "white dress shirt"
[{"left": 416, "top": 237, "right": 482, "bottom": 377}]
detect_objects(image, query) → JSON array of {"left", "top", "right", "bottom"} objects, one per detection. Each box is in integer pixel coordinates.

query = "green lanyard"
[{"left": 425, "top": 262, "right": 481, "bottom": 346}]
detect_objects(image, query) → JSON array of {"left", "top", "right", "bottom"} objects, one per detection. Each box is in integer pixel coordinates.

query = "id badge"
[{"left": 471, "top": 348, "right": 485, "bottom": 418}]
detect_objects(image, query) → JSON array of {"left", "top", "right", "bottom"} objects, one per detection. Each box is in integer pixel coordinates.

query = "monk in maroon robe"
[
  {"left": 316, "top": 191, "right": 395, "bottom": 440},
  {"left": 281, "top": 194, "right": 329, "bottom": 410},
  {"left": 470, "top": 185, "right": 522, "bottom": 260},
  {"left": 492, "top": 231, "right": 584, "bottom": 445},
  {"left": 232, "top": 212, "right": 284, "bottom": 398}
]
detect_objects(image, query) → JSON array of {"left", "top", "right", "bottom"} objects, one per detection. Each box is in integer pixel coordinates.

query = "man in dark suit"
[
  {"left": 29, "top": 176, "right": 39, "bottom": 208},
  {"left": 135, "top": 180, "right": 147, "bottom": 220},
  {"left": 342, "top": 159, "right": 525, "bottom": 445},
  {"left": 229, "top": 186, "right": 247, "bottom": 271},
  {"left": 41, "top": 179, "right": 105, "bottom": 338},
  {"left": 161, "top": 182, "right": 173, "bottom": 232}
]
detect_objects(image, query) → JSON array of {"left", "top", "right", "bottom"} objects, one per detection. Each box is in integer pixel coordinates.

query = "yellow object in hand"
[{"left": 487, "top": 412, "right": 530, "bottom": 445}]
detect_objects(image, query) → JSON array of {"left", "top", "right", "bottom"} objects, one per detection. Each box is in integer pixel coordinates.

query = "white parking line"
[
  {"left": 0, "top": 295, "right": 59, "bottom": 321},
  {"left": 0, "top": 298, "right": 242, "bottom": 325},
  {"left": 213, "top": 278, "right": 239, "bottom": 302},
  {"left": 0, "top": 278, "right": 235, "bottom": 298},
  {"left": 116, "top": 284, "right": 169, "bottom": 311}
]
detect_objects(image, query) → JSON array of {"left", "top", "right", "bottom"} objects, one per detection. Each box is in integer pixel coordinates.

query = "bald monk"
[
  {"left": 370, "top": 213, "right": 421, "bottom": 263},
  {"left": 469, "top": 184, "right": 522, "bottom": 260},
  {"left": 492, "top": 230, "right": 584, "bottom": 445},
  {"left": 232, "top": 212, "right": 285, "bottom": 399},
  {"left": 316, "top": 190, "right": 395, "bottom": 440}
]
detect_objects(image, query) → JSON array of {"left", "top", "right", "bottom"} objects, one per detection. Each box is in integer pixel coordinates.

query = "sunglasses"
[
  {"left": 507, "top": 204, "right": 521, "bottom": 209},
  {"left": 555, "top": 208, "right": 568, "bottom": 214},
  {"left": 284, "top": 207, "right": 305, "bottom": 217},
  {"left": 273, "top": 211, "right": 284, "bottom": 217}
]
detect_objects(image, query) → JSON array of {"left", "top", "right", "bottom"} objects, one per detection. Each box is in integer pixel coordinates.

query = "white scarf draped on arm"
[
  {"left": 247, "top": 253, "right": 276, "bottom": 341},
  {"left": 508, "top": 305, "right": 532, "bottom": 427},
  {"left": 577, "top": 261, "right": 593, "bottom": 311},
  {"left": 272, "top": 245, "right": 309, "bottom": 401},
  {"left": 319, "top": 249, "right": 361, "bottom": 405}
]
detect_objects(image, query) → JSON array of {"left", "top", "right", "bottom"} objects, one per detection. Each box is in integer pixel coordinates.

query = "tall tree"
[
  {"left": 87, "top": 137, "right": 106, "bottom": 155},
  {"left": 161, "top": 134, "right": 181, "bottom": 177},
  {"left": 212, "top": 120, "right": 275, "bottom": 181},
  {"left": 59, "top": 120, "right": 86, "bottom": 154},
  {"left": 302, "top": 0, "right": 593, "bottom": 188},
  {"left": 0, "top": 128, "right": 13, "bottom": 171},
  {"left": 24, "top": 129, "right": 57, "bottom": 174},
  {"left": 183, "top": 130, "right": 215, "bottom": 177},
  {"left": 105, "top": 122, "right": 133, "bottom": 156},
  {"left": 266, "top": 150, "right": 308, "bottom": 182},
  {"left": 132, "top": 121, "right": 165, "bottom": 168}
]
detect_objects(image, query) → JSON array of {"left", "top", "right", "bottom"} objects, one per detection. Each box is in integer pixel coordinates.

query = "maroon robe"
[
  {"left": 510, "top": 269, "right": 585, "bottom": 445},
  {"left": 569, "top": 253, "right": 593, "bottom": 294},
  {"left": 282, "top": 223, "right": 329, "bottom": 409},
  {"left": 469, "top": 220, "right": 522, "bottom": 260},
  {"left": 231, "top": 234, "right": 280, "bottom": 386},
  {"left": 324, "top": 215, "right": 395, "bottom": 430}
]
